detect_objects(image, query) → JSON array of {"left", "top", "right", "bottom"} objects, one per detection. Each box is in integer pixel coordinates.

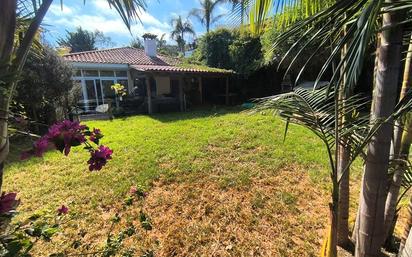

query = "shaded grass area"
[{"left": 4, "top": 107, "right": 356, "bottom": 256}]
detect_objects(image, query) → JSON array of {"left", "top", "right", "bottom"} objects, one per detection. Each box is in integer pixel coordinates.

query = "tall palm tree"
[
  {"left": 245, "top": 0, "right": 412, "bottom": 256},
  {"left": 383, "top": 36, "right": 412, "bottom": 242},
  {"left": 0, "top": 0, "right": 146, "bottom": 190},
  {"left": 170, "top": 15, "right": 195, "bottom": 55},
  {"left": 190, "top": 0, "right": 225, "bottom": 33},
  {"left": 253, "top": 87, "right": 375, "bottom": 257}
]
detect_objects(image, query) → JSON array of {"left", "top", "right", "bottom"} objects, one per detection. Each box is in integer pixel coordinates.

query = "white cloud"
[
  {"left": 49, "top": 3, "right": 74, "bottom": 15},
  {"left": 45, "top": 1, "right": 173, "bottom": 44},
  {"left": 91, "top": 1, "right": 170, "bottom": 30}
]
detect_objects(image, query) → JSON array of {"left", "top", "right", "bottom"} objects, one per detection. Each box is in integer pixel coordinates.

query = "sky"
[{"left": 43, "top": 0, "right": 234, "bottom": 47}]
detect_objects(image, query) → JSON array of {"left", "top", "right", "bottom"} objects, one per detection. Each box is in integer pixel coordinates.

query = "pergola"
[{"left": 130, "top": 65, "right": 233, "bottom": 114}]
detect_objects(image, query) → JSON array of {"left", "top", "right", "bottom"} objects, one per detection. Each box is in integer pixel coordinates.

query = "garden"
[
  {"left": 3, "top": 0, "right": 412, "bottom": 257},
  {"left": 6, "top": 108, "right": 344, "bottom": 256}
]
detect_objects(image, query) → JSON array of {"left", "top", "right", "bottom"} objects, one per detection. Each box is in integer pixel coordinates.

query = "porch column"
[
  {"left": 146, "top": 75, "right": 153, "bottom": 114},
  {"left": 198, "top": 76, "right": 203, "bottom": 104},
  {"left": 179, "top": 76, "right": 185, "bottom": 111},
  {"left": 127, "top": 69, "right": 133, "bottom": 94},
  {"left": 225, "top": 76, "right": 229, "bottom": 106}
]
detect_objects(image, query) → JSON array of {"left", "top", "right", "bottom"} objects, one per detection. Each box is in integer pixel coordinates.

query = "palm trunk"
[
  {"left": 383, "top": 35, "right": 412, "bottom": 242},
  {"left": 337, "top": 142, "right": 350, "bottom": 246},
  {"left": 391, "top": 34, "right": 412, "bottom": 158},
  {"left": 401, "top": 230, "right": 412, "bottom": 257},
  {"left": 0, "top": 0, "right": 17, "bottom": 192},
  {"left": 355, "top": 3, "right": 404, "bottom": 256},
  {"left": 181, "top": 32, "right": 185, "bottom": 55},
  {"left": 337, "top": 14, "right": 351, "bottom": 247},
  {"left": 400, "top": 197, "right": 412, "bottom": 254},
  {"left": 0, "top": 0, "right": 52, "bottom": 192}
]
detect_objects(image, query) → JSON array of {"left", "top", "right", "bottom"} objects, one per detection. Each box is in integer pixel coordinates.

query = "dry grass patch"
[{"left": 141, "top": 166, "right": 329, "bottom": 256}]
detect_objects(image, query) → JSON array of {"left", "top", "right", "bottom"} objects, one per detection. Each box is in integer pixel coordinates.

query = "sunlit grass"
[{"left": 4, "top": 107, "right": 362, "bottom": 255}]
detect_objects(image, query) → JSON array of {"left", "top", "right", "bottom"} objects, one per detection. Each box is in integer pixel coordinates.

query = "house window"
[
  {"left": 100, "top": 70, "right": 115, "bottom": 77},
  {"left": 117, "top": 79, "right": 128, "bottom": 89},
  {"left": 83, "top": 70, "right": 99, "bottom": 77},
  {"left": 115, "top": 71, "right": 127, "bottom": 77}
]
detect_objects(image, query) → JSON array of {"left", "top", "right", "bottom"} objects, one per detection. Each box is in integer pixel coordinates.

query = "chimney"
[{"left": 143, "top": 33, "right": 157, "bottom": 57}]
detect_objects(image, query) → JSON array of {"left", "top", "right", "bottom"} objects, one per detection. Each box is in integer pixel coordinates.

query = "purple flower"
[
  {"left": 20, "top": 136, "right": 50, "bottom": 160},
  {"left": 0, "top": 192, "right": 20, "bottom": 215},
  {"left": 57, "top": 205, "right": 69, "bottom": 215},
  {"left": 87, "top": 145, "right": 113, "bottom": 171},
  {"left": 89, "top": 128, "right": 103, "bottom": 144},
  {"left": 47, "top": 120, "right": 87, "bottom": 155},
  {"left": 34, "top": 136, "right": 49, "bottom": 157}
]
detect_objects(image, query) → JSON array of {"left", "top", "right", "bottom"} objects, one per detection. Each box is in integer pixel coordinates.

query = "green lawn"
[{"left": 4, "top": 107, "right": 358, "bottom": 256}]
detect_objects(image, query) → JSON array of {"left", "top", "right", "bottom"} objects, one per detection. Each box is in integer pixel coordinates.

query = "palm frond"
[
  {"left": 106, "top": 0, "right": 147, "bottom": 29},
  {"left": 252, "top": 87, "right": 371, "bottom": 175}
]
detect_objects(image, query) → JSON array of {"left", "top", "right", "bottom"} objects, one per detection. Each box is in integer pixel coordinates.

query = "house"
[{"left": 63, "top": 38, "right": 232, "bottom": 115}]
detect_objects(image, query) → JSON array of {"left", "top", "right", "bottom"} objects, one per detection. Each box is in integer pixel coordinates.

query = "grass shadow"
[{"left": 148, "top": 105, "right": 245, "bottom": 123}]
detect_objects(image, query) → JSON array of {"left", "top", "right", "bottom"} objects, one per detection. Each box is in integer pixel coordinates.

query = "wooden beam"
[
  {"left": 198, "top": 76, "right": 203, "bottom": 104},
  {"left": 225, "top": 77, "right": 229, "bottom": 105},
  {"left": 178, "top": 76, "right": 184, "bottom": 111},
  {"left": 146, "top": 75, "right": 153, "bottom": 114}
]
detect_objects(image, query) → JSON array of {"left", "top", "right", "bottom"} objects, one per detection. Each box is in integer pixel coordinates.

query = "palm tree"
[
  {"left": 190, "top": 0, "right": 225, "bottom": 33},
  {"left": 245, "top": 0, "right": 412, "bottom": 256},
  {"left": 383, "top": 36, "right": 412, "bottom": 242},
  {"left": 170, "top": 15, "right": 195, "bottom": 55},
  {"left": 0, "top": 0, "right": 146, "bottom": 190},
  {"left": 253, "top": 87, "right": 375, "bottom": 257}
]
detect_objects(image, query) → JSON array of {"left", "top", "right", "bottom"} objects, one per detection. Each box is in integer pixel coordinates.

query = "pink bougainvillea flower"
[
  {"left": 20, "top": 136, "right": 50, "bottom": 160},
  {"left": 47, "top": 120, "right": 87, "bottom": 155},
  {"left": 89, "top": 128, "right": 103, "bottom": 144},
  {"left": 87, "top": 145, "right": 113, "bottom": 171},
  {"left": 57, "top": 205, "right": 69, "bottom": 215},
  {"left": 34, "top": 136, "right": 49, "bottom": 157},
  {"left": 0, "top": 192, "right": 20, "bottom": 215}
]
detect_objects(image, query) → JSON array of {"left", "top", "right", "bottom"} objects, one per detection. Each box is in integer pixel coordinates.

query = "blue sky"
[{"left": 43, "top": 0, "right": 234, "bottom": 47}]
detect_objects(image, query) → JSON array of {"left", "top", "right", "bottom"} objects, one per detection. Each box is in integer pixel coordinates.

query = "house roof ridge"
[{"left": 63, "top": 46, "right": 140, "bottom": 57}]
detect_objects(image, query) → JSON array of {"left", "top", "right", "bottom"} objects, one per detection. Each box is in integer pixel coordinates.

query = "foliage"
[
  {"left": 111, "top": 83, "right": 127, "bottom": 97},
  {"left": 260, "top": 19, "right": 331, "bottom": 80},
  {"left": 170, "top": 15, "right": 195, "bottom": 54},
  {"left": 191, "top": 28, "right": 262, "bottom": 75},
  {"left": 130, "top": 37, "right": 144, "bottom": 49},
  {"left": 21, "top": 120, "right": 112, "bottom": 172},
  {"left": 142, "top": 33, "right": 157, "bottom": 40},
  {"left": 189, "top": 0, "right": 225, "bottom": 32},
  {"left": 13, "top": 46, "right": 79, "bottom": 127},
  {"left": 0, "top": 205, "right": 68, "bottom": 257},
  {"left": 57, "top": 27, "right": 115, "bottom": 53}
]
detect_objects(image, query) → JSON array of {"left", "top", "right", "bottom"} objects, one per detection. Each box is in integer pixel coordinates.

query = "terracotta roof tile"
[
  {"left": 130, "top": 65, "right": 229, "bottom": 74},
  {"left": 62, "top": 47, "right": 179, "bottom": 66},
  {"left": 63, "top": 47, "right": 231, "bottom": 74}
]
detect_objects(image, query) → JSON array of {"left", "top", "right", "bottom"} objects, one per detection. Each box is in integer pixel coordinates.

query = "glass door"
[
  {"left": 84, "top": 79, "right": 98, "bottom": 111},
  {"left": 101, "top": 79, "right": 115, "bottom": 103}
]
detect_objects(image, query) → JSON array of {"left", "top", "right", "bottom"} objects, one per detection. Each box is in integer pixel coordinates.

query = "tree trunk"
[
  {"left": 0, "top": 0, "right": 52, "bottom": 192},
  {"left": 391, "top": 34, "right": 412, "bottom": 159},
  {"left": 337, "top": 12, "right": 351, "bottom": 246},
  {"left": 400, "top": 197, "right": 412, "bottom": 254},
  {"left": 401, "top": 226, "right": 412, "bottom": 257},
  {"left": 383, "top": 35, "right": 412, "bottom": 242},
  {"left": 355, "top": 3, "right": 404, "bottom": 256},
  {"left": 0, "top": 0, "right": 16, "bottom": 193},
  {"left": 337, "top": 142, "right": 350, "bottom": 247}
]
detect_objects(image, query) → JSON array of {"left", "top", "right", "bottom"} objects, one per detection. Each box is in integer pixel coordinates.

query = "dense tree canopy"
[
  {"left": 57, "top": 27, "right": 114, "bottom": 53},
  {"left": 14, "top": 46, "right": 79, "bottom": 127},
  {"left": 190, "top": 28, "right": 263, "bottom": 76}
]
